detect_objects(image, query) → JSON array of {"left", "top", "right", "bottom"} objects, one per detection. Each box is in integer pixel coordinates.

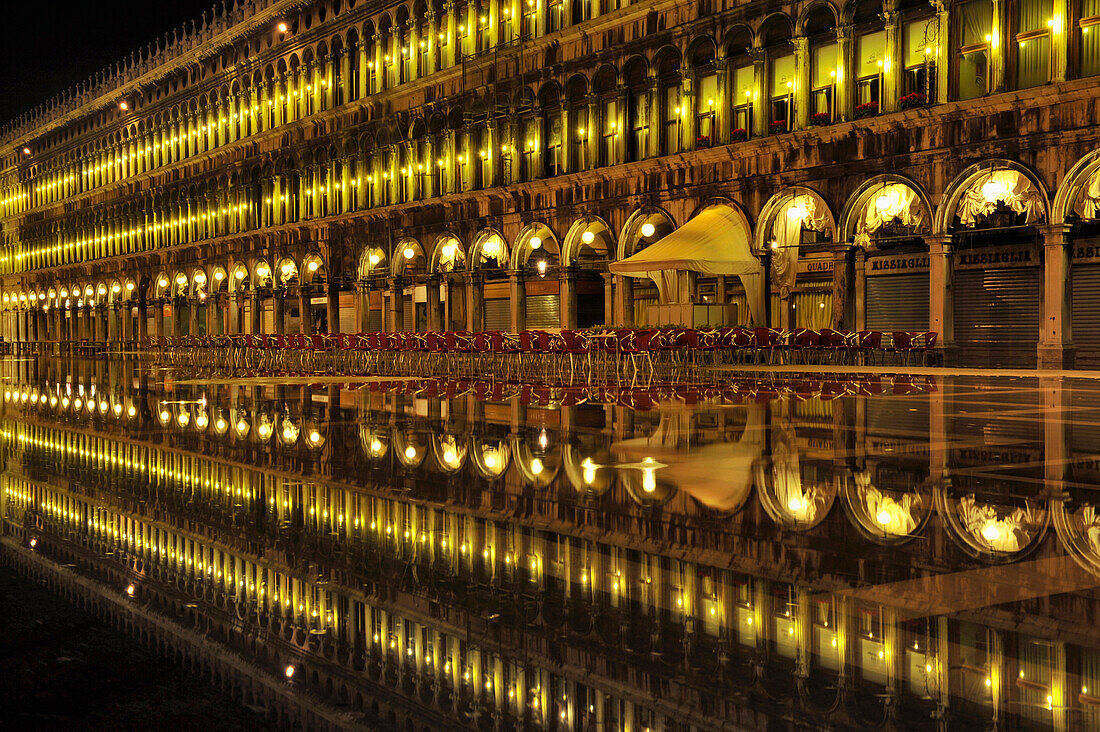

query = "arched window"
[
  {"left": 539, "top": 86, "right": 562, "bottom": 176},
  {"left": 726, "top": 30, "right": 755, "bottom": 138},
  {"left": 655, "top": 52, "right": 681, "bottom": 154},
  {"left": 690, "top": 42, "right": 717, "bottom": 147},
  {"left": 853, "top": 0, "right": 886, "bottom": 113},
  {"left": 901, "top": 9, "right": 937, "bottom": 101},
  {"left": 762, "top": 18, "right": 795, "bottom": 132},
  {"left": 622, "top": 59, "right": 648, "bottom": 162},
  {"left": 565, "top": 78, "right": 589, "bottom": 171},
  {"left": 593, "top": 67, "right": 619, "bottom": 167},
  {"left": 806, "top": 8, "right": 838, "bottom": 122}
]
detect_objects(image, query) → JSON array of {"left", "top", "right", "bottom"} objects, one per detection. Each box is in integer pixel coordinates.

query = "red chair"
[{"left": 855, "top": 330, "right": 882, "bottom": 365}]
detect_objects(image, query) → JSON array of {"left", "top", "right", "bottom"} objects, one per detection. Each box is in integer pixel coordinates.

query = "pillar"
[
  {"left": 614, "top": 275, "right": 633, "bottom": 327},
  {"left": 602, "top": 273, "right": 614, "bottom": 326},
  {"left": 509, "top": 272, "right": 525, "bottom": 333},
  {"left": 792, "top": 36, "right": 810, "bottom": 130},
  {"left": 1038, "top": 224, "right": 1074, "bottom": 369},
  {"left": 250, "top": 292, "right": 262, "bottom": 334},
  {"left": 559, "top": 270, "right": 576, "bottom": 328},
  {"left": 427, "top": 276, "right": 443, "bottom": 332},
  {"left": 465, "top": 272, "right": 482, "bottom": 332},
  {"left": 274, "top": 292, "right": 286, "bottom": 334},
  {"left": 387, "top": 279, "right": 403, "bottom": 332},
  {"left": 326, "top": 280, "right": 340, "bottom": 334},
  {"left": 928, "top": 235, "right": 955, "bottom": 365},
  {"left": 882, "top": 11, "right": 900, "bottom": 113},
  {"left": 831, "top": 246, "right": 854, "bottom": 330},
  {"left": 854, "top": 249, "right": 867, "bottom": 331},
  {"left": 750, "top": 49, "right": 767, "bottom": 138},
  {"left": 298, "top": 289, "right": 311, "bottom": 333},
  {"left": 836, "top": 25, "right": 854, "bottom": 120}
]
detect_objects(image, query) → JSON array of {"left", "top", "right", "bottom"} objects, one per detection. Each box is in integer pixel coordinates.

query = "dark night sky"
[{"left": 0, "top": 1, "right": 215, "bottom": 126}]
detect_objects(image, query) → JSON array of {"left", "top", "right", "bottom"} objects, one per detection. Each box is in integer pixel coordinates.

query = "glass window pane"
[
  {"left": 959, "top": 49, "right": 990, "bottom": 99},
  {"left": 733, "top": 65, "right": 755, "bottom": 100},
  {"left": 1082, "top": 25, "right": 1100, "bottom": 77},
  {"left": 858, "top": 30, "right": 888, "bottom": 78},
  {"left": 1016, "top": 34, "right": 1050, "bottom": 87},
  {"left": 1017, "top": 0, "right": 1050, "bottom": 34},
  {"left": 812, "top": 44, "right": 839, "bottom": 88},
  {"left": 770, "top": 53, "right": 796, "bottom": 97},
  {"left": 697, "top": 74, "right": 718, "bottom": 109},
  {"left": 904, "top": 20, "right": 934, "bottom": 68}
]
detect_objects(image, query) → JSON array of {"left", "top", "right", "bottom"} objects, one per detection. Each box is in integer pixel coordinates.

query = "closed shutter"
[
  {"left": 402, "top": 298, "right": 414, "bottom": 332},
  {"left": 526, "top": 294, "right": 560, "bottom": 328},
  {"left": 368, "top": 310, "right": 383, "bottom": 332},
  {"left": 483, "top": 298, "right": 510, "bottom": 331},
  {"left": 866, "top": 273, "right": 929, "bottom": 333},
  {"left": 1073, "top": 265, "right": 1100, "bottom": 367},
  {"left": 954, "top": 268, "right": 1038, "bottom": 368}
]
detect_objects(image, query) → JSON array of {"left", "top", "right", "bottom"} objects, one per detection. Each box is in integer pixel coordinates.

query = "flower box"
[
  {"left": 695, "top": 135, "right": 711, "bottom": 148},
  {"left": 810, "top": 112, "right": 831, "bottom": 127},
  {"left": 731, "top": 128, "right": 748, "bottom": 142},
  {"left": 855, "top": 101, "right": 879, "bottom": 119},
  {"left": 769, "top": 120, "right": 788, "bottom": 135},
  {"left": 899, "top": 92, "right": 926, "bottom": 110}
]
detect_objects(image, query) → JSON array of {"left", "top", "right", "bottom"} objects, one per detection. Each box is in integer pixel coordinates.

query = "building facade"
[{"left": 1, "top": 0, "right": 1100, "bottom": 367}]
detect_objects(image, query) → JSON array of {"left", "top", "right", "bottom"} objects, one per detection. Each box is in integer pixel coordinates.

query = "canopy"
[{"left": 609, "top": 205, "right": 764, "bottom": 324}]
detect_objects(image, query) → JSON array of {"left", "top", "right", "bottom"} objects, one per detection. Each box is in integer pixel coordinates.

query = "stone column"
[
  {"left": 250, "top": 292, "right": 262, "bottom": 334},
  {"left": 188, "top": 297, "right": 199, "bottom": 335},
  {"left": 387, "top": 278, "right": 403, "bottom": 332},
  {"left": 928, "top": 234, "right": 955, "bottom": 365},
  {"left": 792, "top": 36, "right": 810, "bottom": 130},
  {"left": 465, "top": 271, "right": 482, "bottom": 332},
  {"left": 138, "top": 301, "right": 148, "bottom": 341},
  {"left": 326, "top": 280, "right": 340, "bottom": 334},
  {"left": 586, "top": 94, "right": 600, "bottom": 168},
  {"left": 427, "top": 276, "right": 443, "bottom": 332},
  {"left": 509, "top": 271, "right": 525, "bottom": 333},
  {"left": 602, "top": 273, "right": 614, "bottom": 326},
  {"left": 154, "top": 301, "right": 165, "bottom": 340},
  {"left": 831, "top": 246, "right": 854, "bottom": 330},
  {"left": 299, "top": 288, "right": 311, "bottom": 333},
  {"left": 854, "top": 249, "right": 867, "bottom": 331},
  {"left": 836, "top": 25, "right": 854, "bottom": 121},
  {"left": 274, "top": 292, "right": 286, "bottom": 334},
  {"left": 356, "top": 283, "right": 370, "bottom": 332},
  {"left": 614, "top": 275, "right": 634, "bottom": 327},
  {"left": 882, "top": 11, "right": 900, "bottom": 113},
  {"left": 1038, "top": 224, "right": 1074, "bottom": 369},
  {"left": 750, "top": 49, "right": 767, "bottom": 138},
  {"left": 559, "top": 269, "right": 576, "bottom": 329}
]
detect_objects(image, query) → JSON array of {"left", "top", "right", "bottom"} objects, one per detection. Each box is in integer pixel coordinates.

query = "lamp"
[{"left": 640, "top": 222, "right": 655, "bottom": 237}]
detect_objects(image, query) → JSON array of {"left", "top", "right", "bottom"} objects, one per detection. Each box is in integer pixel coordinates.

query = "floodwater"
[{"left": 3, "top": 356, "right": 1099, "bottom": 730}]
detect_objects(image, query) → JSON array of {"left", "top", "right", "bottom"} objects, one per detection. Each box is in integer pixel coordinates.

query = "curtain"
[
  {"left": 733, "top": 65, "right": 755, "bottom": 101},
  {"left": 959, "top": 0, "right": 993, "bottom": 46},
  {"left": 1082, "top": 0, "right": 1100, "bottom": 76},
  {"left": 1073, "top": 170, "right": 1100, "bottom": 218},
  {"left": 1017, "top": 35, "right": 1051, "bottom": 88},
  {"left": 957, "top": 170, "right": 1045, "bottom": 226},
  {"left": 855, "top": 184, "right": 923, "bottom": 247},
  {"left": 904, "top": 19, "right": 933, "bottom": 69},
  {"left": 770, "top": 194, "right": 829, "bottom": 298},
  {"left": 812, "top": 44, "right": 838, "bottom": 89},
  {"left": 794, "top": 290, "right": 832, "bottom": 330}
]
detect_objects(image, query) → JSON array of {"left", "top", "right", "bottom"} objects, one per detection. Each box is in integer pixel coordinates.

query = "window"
[
  {"left": 601, "top": 99, "right": 618, "bottom": 166},
  {"left": 663, "top": 83, "right": 681, "bottom": 153},
  {"left": 1016, "top": 0, "right": 1052, "bottom": 88},
  {"left": 543, "top": 111, "right": 562, "bottom": 176},
  {"left": 628, "top": 90, "right": 648, "bottom": 161},
  {"left": 548, "top": 0, "right": 563, "bottom": 32},
  {"left": 1082, "top": 0, "right": 1100, "bottom": 76},
  {"left": 811, "top": 43, "right": 838, "bottom": 119},
  {"left": 523, "top": 0, "right": 538, "bottom": 36},
  {"left": 521, "top": 119, "right": 539, "bottom": 181},
  {"left": 903, "top": 18, "right": 936, "bottom": 98},
  {"left": 571, "top": 107, "right": 588, "bottom": 170},
  {"left": 956, "top": 0, "right": 992, "bottom": 100},
  {"left": 856, "top": 30, "right": 887, "bottom": 106},
  {"left": 695, "top": 73, "right": 718, "bottom": 146},
  {"left": 731, "top": 65, "right": 754, "bottom": 135},
  {"left": 770, "top": 53, "right": 795, "bottom": 130}
]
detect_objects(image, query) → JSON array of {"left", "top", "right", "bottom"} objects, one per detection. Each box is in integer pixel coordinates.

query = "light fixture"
[
  {"left": 640, "top": 223, "right": 655, "bottom": 237},
  {"left": 442, "top": 243, "right": 456, "bottom": 258},
  {"left": 529, "top": 236, "right": 542, "bottom": 249},
  {"left": 284, "top": 664, "right": 295, "bottom": 678},
  {"left": 876, "top": 508, "right": 892, "bottom": 525},
  {"left": 126, "top": 584, "right": 135, "bottom": 596},
  {"left": 403, "top": 246, "right": 416, "bottom": 259},
  {"left": 22, "top": 147, "right": 30, "bottom": 155},
  {"left": 158, "top": 278, "right": 169, "bottom": 288},
  {"left": 981, "top": 522, "right": 1001, "bottom": 542},
  {"left": 536, "top": 260, "right": 547, "bottom": 275},
  {"left": 581, "top": 230, "right": 595, "bottom": 245},
  {"left": 119, "top": 101, "right": 129, "bottom": 111},
  {"left": 307, "top": 260, "right": 319, "bottom": 272},
  {"left": 277, "top": 22, "right": 288, "bottom": 33}
]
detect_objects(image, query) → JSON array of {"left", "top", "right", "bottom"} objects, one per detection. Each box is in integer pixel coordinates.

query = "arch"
[
  {"left": 358, "top": 246, "right": 387, "bottom": 278},
  {"left": 391, "top": 237, "right": 426, "bottom": 276},
  {"left": 797, "top": 1, "right": 840, "bottom": 35},
  {"left": 1053, "top": 148, "right": 1100, "bottom": 223},
  {"left": 933, "top": 160, "right": 1049, "bottom": 234},
  {"left": 617, "top": 206, "right": 677, "bottom": 260},
  {"left": 563, "top": 215, "right": 615, "bottom": 265},
  {"left": 300, "top": 252, "right": 326, "bottom": 284},
  {"left": 754, "top": 186, "right": 836, "bottom": 253},
  {"left": 840, "top": 174, "right": 933, "bottom": 244},
  {"left": 470, "top": 228, "right": 508, "bottom": 270},
  {"left": 511, "top": 222, "right": 561, "bottom": 270},
  {"left": 428, "top": 232, "right": 466, "bottom": 273}
]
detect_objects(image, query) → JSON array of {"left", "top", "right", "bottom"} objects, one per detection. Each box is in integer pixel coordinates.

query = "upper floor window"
[
  {"left": 1016, "top": 0, "right": 1052, "bottom": 88},
  {"left": 696, "top": 73, "right": 717, "bottom": 146},
  {"left": 1082, "top": 0, "right": 1100, "bottom": 75},
  {"left": 903, "top": 18, "right": 937, "bottom": 99},
  {"left": 956, "top": 0, "right": 993, "bottom": 100},
  {"left": 769, "top": 53, "right": 795, "bottom": 131}
]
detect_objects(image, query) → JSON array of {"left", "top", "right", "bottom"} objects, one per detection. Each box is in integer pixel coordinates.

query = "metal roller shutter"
[
  {"left": 866, "top": 273, "right": 929, "bottom": 333},
  {"left": 483, "top": 298, "right": 510, "bottom": 331},
  {"left": 526, "top": 294, "right": 560, "bottom": 329},
  {"left": 368, "top": 310, "right": 383, "bottom": 332},
  {"left": 1073, "top": 265, "right": 1100, "bottom": 367},
  {"left": 954, "top": 268, "right": 1038, "bottom": 368},
  {"left": 402, "top": 298, "right": 414, "bottom": 332}
]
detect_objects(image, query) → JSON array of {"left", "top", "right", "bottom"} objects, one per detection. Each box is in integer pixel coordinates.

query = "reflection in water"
[{"left": 3, "top": 359, "right": 1100, "bottom": 729}]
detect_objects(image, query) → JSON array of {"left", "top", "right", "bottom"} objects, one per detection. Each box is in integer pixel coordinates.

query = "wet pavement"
[{"left": 2, "top": 357, "right": 1099, "bottom": 730}]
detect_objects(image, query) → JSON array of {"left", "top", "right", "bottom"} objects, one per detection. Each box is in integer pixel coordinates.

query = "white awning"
[{"left": 609, "top": 205, "right": 765, "bottom": 324}]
